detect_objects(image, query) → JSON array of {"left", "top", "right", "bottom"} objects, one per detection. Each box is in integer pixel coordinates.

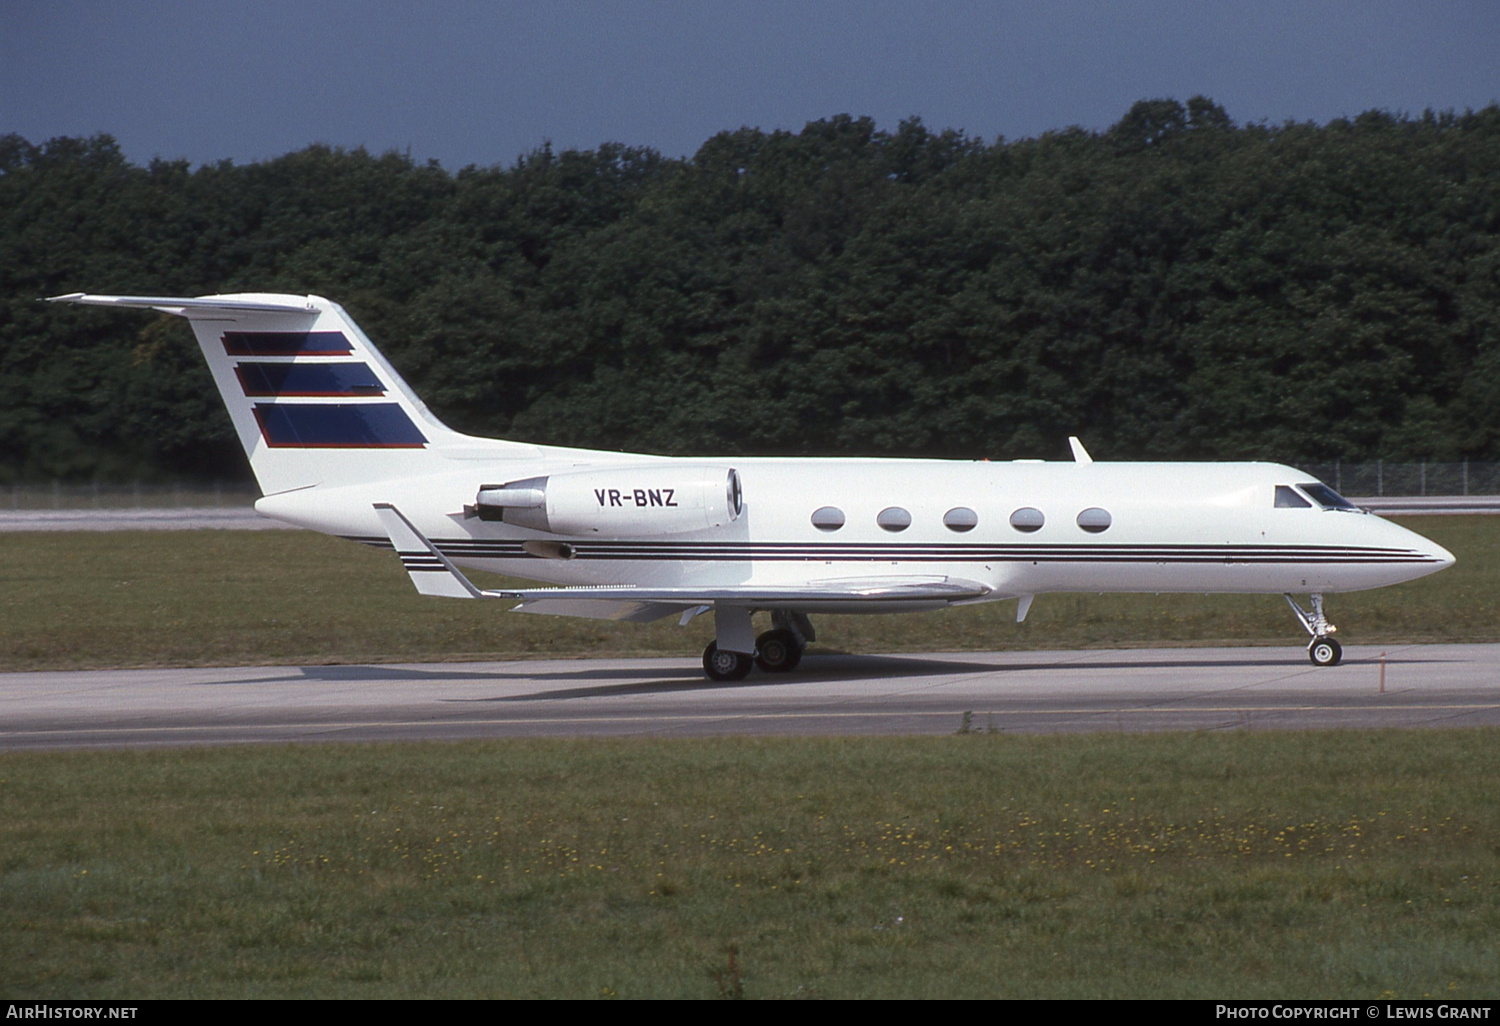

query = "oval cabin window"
[
  {"left": 877, "top": 507, "right": 912, "bottom": 532},
  {"left": 811, "top": 506, "right": 845, "bottom": 532},
  {"left": 1077, "top": 507, "right": 1112, "bottom": 533},
  {"left": 943, "top": 507, "right": 978, "bottom": 532},
  {"left": 1009, "top": 507, "right": 1044, "bottom": 533}
]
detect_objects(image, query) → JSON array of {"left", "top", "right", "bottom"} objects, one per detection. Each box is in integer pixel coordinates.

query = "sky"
[{"left": 4, "top": 0, "right": 1499, "bottom": 170}]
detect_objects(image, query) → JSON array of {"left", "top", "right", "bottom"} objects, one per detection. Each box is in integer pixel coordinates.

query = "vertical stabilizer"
[{"left": 49, "top": 292, "right": 531, "bottom": 495}]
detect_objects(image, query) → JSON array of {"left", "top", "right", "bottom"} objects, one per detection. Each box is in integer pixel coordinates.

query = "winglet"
[
  {"left": 373, "top": 503, "right": 493, "bottom": 599},
  {"left": 1068, "top": 437, "right": 1093, "bottom": 464}
]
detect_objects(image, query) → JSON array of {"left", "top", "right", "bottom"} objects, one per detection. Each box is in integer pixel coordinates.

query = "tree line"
[{"left": 3, "top": 97, "right": 1498, "bottom": 483}]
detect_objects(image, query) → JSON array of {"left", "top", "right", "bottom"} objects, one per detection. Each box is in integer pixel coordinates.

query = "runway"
[{"left": 4, "top": 644, "right": 1498, "bottom": 750}]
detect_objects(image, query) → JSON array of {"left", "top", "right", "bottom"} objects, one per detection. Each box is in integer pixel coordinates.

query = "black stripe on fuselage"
[{"left": 347, "top": 536, "right": 1439, "bottom": 564}]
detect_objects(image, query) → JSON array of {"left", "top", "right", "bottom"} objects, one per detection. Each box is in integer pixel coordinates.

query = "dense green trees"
[{"left": 3, "top": 98, "right": 1498, "bottom": 483}]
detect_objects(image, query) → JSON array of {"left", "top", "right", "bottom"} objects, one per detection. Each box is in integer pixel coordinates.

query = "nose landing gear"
[{"left": 1284, "top": 593, "right": 1342, "bottom": 666}]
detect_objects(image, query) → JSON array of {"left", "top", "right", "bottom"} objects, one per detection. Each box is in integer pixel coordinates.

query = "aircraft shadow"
[
  {"left": 204, "top": 664, "right": 704, "bottom": 687},
  {"left": 200, "top": 654, "right": 996, "bottom": 698},
  {"left": 459, "top": 650, "right": 1439, "bottom": 702},
  {"left": 463, "top": 654, "right": 1010, "bottom": 702},
  {"left": 200, "top": 649, "right": 1460, "bottom": 696}
]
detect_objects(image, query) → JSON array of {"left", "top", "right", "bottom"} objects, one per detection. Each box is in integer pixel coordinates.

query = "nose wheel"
[
  {"left": 1308, "top": 636, "right": 1343, "bottom": 667},
  {"left": 1285, "top": 593, "right": 1343, "bottom": 667}
]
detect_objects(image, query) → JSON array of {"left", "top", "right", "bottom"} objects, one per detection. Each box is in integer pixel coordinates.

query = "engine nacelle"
[{"left": 472, "top": 465, "right": 742, "bottom": 537}]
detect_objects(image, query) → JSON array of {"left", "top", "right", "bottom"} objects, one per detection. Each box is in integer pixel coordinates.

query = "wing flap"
[
  {"left": 496, "top": 576, "right": 994, "bottom": 606},
  {"left": 510, "top": 599, "right": 689, "bottom": 622}
]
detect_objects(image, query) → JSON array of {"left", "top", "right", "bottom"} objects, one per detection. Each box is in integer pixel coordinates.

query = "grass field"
[
  {"left": 1, "top": 516, "right": 1494, "bottom": 672},
  {"left": 3, "top": 732, "right": 1498, "bottom": 999},
  {"left": 4, "top": 520, "right": 1496, "bottom": 998}
]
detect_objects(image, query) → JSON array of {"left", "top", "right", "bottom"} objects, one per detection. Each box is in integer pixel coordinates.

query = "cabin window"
[
  {"left": 1299, "top": 483, "right": 1359, "bottom": 511},
  {"left": 1076, "top": 508, "right": 1112, "bottom": 533},
  {"left": 943, "top": 507, "right": 979, "bottom": 532},
  {"left": 1275, "top": 485, "right": 1312, "bottom": 508},
  {"left": 877, "top": 507, "right": 912, "bottom": 532},
  {"left": 1009, "top": 507, "right": 1044, "bottom": 532},
  {"left": 811, "top": 506, "right": 845, "bottom": 532}
]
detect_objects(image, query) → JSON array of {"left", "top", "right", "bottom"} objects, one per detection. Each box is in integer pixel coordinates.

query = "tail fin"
[{"left": 49, "top": 292, "right": 532, "bottom": 495}]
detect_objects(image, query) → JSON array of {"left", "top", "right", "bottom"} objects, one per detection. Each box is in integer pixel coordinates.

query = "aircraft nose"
[
  {"left": 1429, "top": 540, "right": 1457, "bottom": 570},
  {"left": 1380, "top": 517, "right": 1455, "bottom": 579}
]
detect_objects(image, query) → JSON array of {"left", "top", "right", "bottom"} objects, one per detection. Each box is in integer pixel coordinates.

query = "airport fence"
[
  {"left": 1300, "top": 461, "right": 1500, "bottom": 497},
  {"left": 5, "top": 462, "right": 1499, "bottom": 510}
]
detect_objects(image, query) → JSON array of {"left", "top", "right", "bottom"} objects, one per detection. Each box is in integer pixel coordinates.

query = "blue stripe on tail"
[
  {"left": 235, "top": 362, "right": 386, "bottom": 397},
  {"left": 253, "top": 403, "right": 427, "bottom": 448},
  {"left": 223, "top": 331, "right": 354, "bottom": 356}
]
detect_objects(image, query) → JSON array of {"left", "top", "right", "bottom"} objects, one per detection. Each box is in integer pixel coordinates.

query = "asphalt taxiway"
[{"left": 3, "top": 644, "right": 1498, "bottom": 750}]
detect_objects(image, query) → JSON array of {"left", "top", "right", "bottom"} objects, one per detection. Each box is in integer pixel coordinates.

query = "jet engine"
[{"left": 470, "top": 465, "right": 742, "bottom": 537}]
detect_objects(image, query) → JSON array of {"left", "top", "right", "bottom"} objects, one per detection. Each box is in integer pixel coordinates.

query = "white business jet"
[{"left": 51, "top": 293, "right": 1455, "bottom": 678}]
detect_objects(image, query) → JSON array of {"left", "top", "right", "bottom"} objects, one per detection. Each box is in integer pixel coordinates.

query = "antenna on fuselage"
[{"left": 1068, "top": 437, "right": 1093, "bottom": 464}]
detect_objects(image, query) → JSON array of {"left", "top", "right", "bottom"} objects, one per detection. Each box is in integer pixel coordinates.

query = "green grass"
[
  {"left": 4, "top": 523, "right": 1497, "bottom": 998},
  {"left": 3, "top": 732, "right": 1498, "bottom": 998},
  {"left": 1, "top": 517, "right": 1495, "bottom": 672}
]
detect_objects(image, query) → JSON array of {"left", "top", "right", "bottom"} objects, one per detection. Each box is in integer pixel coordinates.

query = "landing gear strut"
[{"left": 1284, "top": 593, "right": 1342, "bottom": 667}]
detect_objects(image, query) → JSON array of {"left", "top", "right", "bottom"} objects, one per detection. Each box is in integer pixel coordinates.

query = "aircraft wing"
[{"left": 372, "top": 503, "right": 993, "bottom": 621}]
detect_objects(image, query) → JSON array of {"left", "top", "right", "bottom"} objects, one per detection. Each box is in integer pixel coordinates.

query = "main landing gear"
[
  {"left": 702, "top": 612, "right": 812, "bottom": 681},
  {"left": 1284, "top": 593, "right": 1343, "bottom": 667},
  {"left": 702, "top": 642, "right": 754, "bottom": 681},
  {"left": 753, "top": 629, "right": 803, "bottom": 673}
]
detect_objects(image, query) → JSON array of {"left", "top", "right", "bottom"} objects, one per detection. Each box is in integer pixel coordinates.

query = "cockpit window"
[
  {"left": 1275, "top": 485, "right": 1312, "bottom": 508},
  {"left": 1299, "top": 483, "right": 1360, "bottom": 511}
]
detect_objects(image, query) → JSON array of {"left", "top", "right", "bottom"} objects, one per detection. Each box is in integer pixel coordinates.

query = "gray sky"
[{"left": 4, "top": 0, "right": 1498, "bottom": 169}]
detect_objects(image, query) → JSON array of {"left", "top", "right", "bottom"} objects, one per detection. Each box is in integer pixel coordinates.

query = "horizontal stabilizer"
[{"left": 48, "top": 293, "right": 317, "bottom": 315}]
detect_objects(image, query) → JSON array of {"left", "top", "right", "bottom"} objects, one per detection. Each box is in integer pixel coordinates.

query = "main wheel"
[
  {"left": 1309, "top": 636, "right": 1343, "bottom": 667},
  {"left": 703, "top": 642, "right": 753, "bottom": 681},
  {"left": 754, "top": 629, "right": 803, "bottom": 673}
]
